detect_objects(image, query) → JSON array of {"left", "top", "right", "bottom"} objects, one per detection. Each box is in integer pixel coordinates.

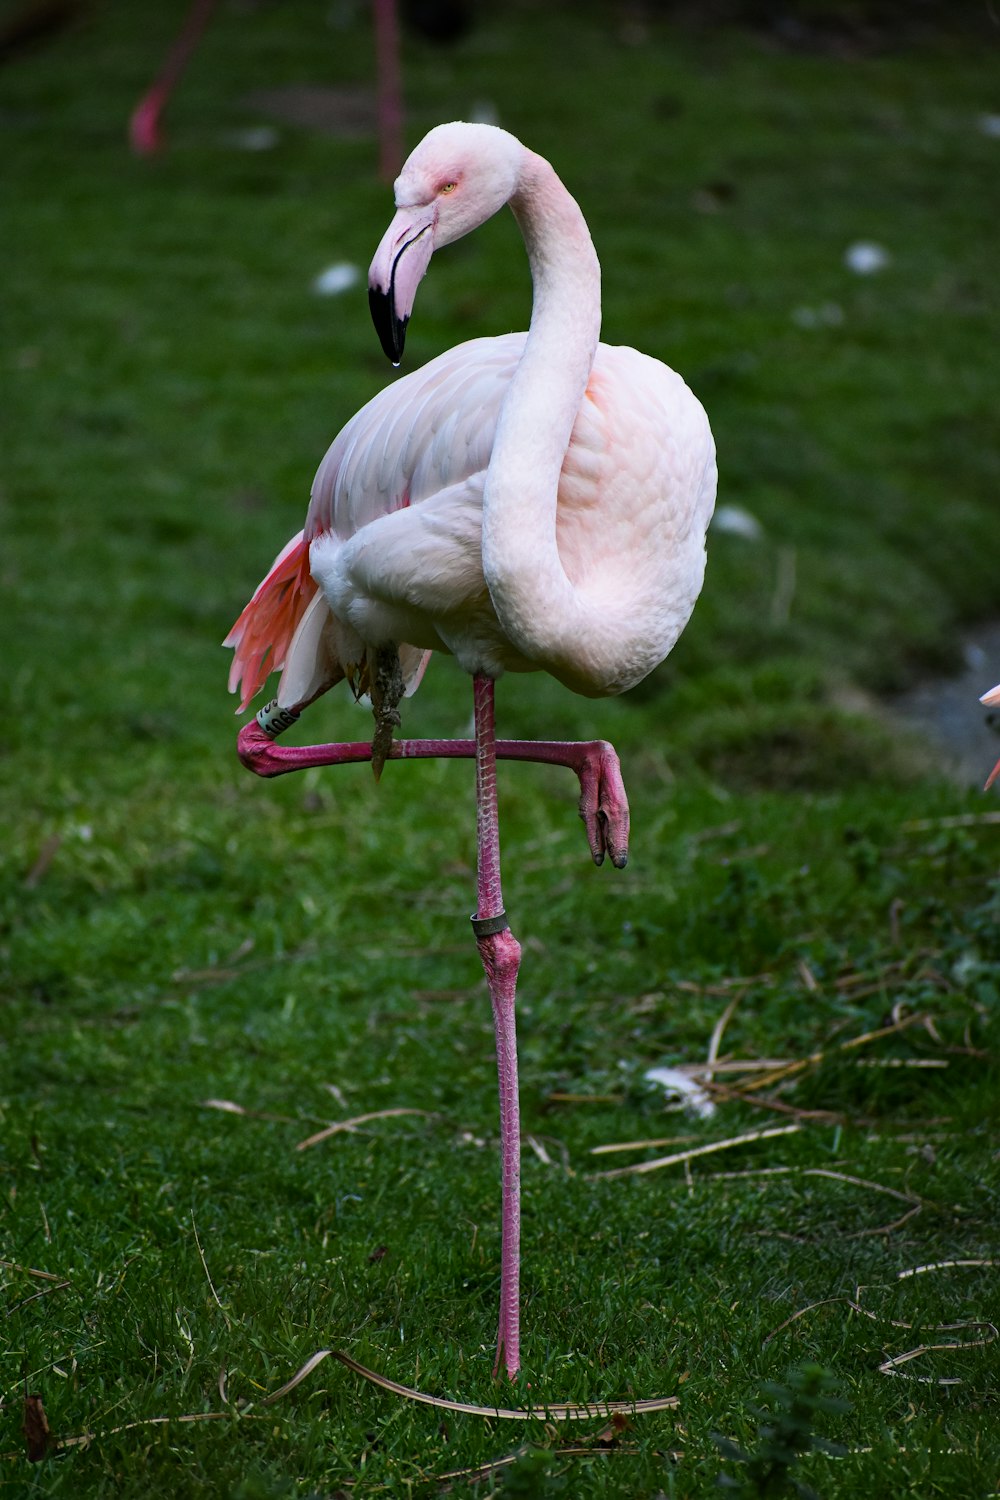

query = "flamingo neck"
[{"left": 481, "top": 149, "right": 604, "bottom": 686}]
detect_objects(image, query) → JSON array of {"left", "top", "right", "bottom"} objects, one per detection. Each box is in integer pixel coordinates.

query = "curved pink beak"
[{"left": 368, "top": 205, "right": 436, "bottom": 364}]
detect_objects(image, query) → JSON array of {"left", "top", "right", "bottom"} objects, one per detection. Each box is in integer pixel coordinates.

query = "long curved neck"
[{"left": 481, "top": 149, "right": 604, "bottom": 686}]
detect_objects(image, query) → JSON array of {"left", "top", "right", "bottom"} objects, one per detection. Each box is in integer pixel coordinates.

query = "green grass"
[{"left": 3, "top": 1, "right": 999, "bottom": 1494}]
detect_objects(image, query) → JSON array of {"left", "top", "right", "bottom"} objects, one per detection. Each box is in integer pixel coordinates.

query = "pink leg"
[
  {"left": 129, "top": 0, "right": 217, "bottom": 155},
  {"left": 238, "top": 701, "right": 629, "bottom": 867},
  {"left": 372, "top": 0, "right": 404, "bottom": 182},
  {"left": 471, "top": 674, "right": 522, "bottom": 1379},
  {"left": 235, "top": 689, "right": 633, "bottom": 1381}
]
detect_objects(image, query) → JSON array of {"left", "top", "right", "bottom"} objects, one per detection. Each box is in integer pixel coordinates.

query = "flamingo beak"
[{"left": 368, "top": 205, "right": 436, "bottom": 365}]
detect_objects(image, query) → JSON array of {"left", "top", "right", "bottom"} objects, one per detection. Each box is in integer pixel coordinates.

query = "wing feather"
[{"left": 308, "top": 333, "right": 523, "bottom": 541}]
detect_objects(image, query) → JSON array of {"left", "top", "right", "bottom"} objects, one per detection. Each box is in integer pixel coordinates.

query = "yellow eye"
[{"left": 440, "top": 181, "right": 457, "bottom": 194}]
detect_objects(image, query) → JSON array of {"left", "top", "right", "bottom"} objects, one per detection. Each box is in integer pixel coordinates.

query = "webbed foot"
[{"left": 576, "top": 740, "right": 630, "bottom": 868}]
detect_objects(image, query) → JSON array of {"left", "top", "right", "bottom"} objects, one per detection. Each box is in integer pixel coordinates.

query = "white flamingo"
[{"left": 226, "top": 121, "right": 717, "bottom": 1378}]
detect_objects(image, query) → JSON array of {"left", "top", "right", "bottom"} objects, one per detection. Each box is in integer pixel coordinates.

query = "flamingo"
[
  {"left": 130, "top": 0, "right": 405, "bottom": 177},
  {"left": 225, "top": 121, "right": 717, "bottom": 1378},
  {"left": 128, "top": 0, "right": 218, "bottom": 156},
  {"left": 982, "top": 683, "right": 1000, "bottom": 790}
]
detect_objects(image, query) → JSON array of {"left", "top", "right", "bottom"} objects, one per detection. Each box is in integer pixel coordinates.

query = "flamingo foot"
[{"left": 573, "top": 740, "right": 630, "bottom": 869}]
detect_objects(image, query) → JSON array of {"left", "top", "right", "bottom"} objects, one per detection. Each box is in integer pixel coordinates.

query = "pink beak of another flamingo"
[
  {"left": 981, "top": 682, "right": 1000, "bottom": 791},
  {"left": 368, "top": 205, "right": 437, "bottom": 364}
]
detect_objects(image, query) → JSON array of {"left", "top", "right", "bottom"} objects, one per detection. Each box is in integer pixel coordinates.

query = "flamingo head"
[{"left": 368, "top": 122, "right": 523, "bottom": 364}]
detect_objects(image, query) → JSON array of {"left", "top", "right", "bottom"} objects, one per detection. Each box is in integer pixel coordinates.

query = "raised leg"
[
  {"left": 471, "top": 674, "right": 523, "bottom": 1379},
  {"left": 238, "top": 701, "right": 630, "bottom": 867}
]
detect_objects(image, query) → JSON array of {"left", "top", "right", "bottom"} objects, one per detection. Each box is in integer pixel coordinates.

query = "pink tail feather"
[{"left": 225, "top": 532, "right": 317, "bottom": 711}]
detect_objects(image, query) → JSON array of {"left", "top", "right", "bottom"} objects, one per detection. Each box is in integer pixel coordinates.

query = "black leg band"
[{"left": 471, "top": 911, "right": 510, "bottom": 938}]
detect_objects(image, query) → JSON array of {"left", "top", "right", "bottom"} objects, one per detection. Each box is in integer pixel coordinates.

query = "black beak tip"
[{"left": 368, "top": 286, "right": 407, "bottom": 365}]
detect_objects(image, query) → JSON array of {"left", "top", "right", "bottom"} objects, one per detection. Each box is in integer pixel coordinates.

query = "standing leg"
[
  {"left": 236, "top": 688, "right": 628, "bottom": 1380},
  {"left": 471, "top": 674, "right": 523, "bottom": 1379}
]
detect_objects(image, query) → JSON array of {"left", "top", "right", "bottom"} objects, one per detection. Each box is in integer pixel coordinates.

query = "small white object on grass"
[
  {"left": 711, "top": 504, "right": 763, "bottom": 541},
  {"left": 313, "top": 263, "right": 361, "bottom": 296},
  {"left": 845, "top": 241, "right": 890, "bottom": 275},
  {"left": 225, "top": 125, "right": 280, "bottom": 152},
  {"left": 645, "top": 1066, "right": 717, "bottom": 1120},
  {"left": 978, "top": 114, "right": 1000, "bottom": 138}
]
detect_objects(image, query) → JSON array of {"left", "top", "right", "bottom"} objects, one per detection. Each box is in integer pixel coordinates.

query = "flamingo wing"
[
  {"left": 226, "top": 335, "right": 522, "bottom": 710},
  {"left": 307, "top": 335, "right": 715, "bottom": 691},
  {"left": 228, "top": 331, "right": 715, "bottom": 708},
  {"left": 306, "top": 333, "right": 523, "bottom": 540}
]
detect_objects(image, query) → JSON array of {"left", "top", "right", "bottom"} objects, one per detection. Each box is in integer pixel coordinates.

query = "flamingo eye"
[{"left": 440, "top": 181, "right": 457, "bottom": 194}]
